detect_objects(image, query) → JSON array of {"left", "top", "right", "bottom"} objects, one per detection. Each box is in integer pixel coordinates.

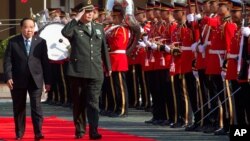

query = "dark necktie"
[{"left": 25, "top": 39, "right": 31, "bottom": 55}]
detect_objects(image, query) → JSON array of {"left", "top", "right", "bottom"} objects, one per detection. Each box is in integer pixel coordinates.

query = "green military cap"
[{"left": 74, "top": 0, "right": 94, "bottom": 12}]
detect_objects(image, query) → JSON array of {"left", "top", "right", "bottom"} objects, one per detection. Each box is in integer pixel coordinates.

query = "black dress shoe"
[
  {"left": 203, "top": 125, "right": 217, "bottom": 133},
  {"left": 185, "top": 124, "right": 199, "bottom": 131},
  {"left": 89, "top": 133, "right": 102, "bottom": 140},
  {"left": 15, "top": 137, "right": 22, "bottom": 140},
  {"left": 75, "top": 134, "right": 83, "bottom": 139},
  {"left": 160, "top": 120, "right": 171, "bottom": 126},
  {"left": 34, "top": 134, "right": 44, "bottom": 140},
  {"left": 15, "top": 134, "right": 23, "bottom": 140},
  {"left": 214, "top": 128, "right": 227, "bottom": 135},
  {"left": 152, "top": 120, "right": 164, "bottom": 125}
]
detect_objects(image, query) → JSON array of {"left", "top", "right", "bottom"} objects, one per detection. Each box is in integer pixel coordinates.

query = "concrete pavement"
[{"left": 0, "top": 99, "right": 229, "bottom": 141}]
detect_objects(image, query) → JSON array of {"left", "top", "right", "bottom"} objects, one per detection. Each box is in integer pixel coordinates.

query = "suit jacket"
[
  {"left": 3, "top": 34, "right": 51, "bottom": 89},
  {"left": 62, "top": 19, "right": 111, "bottom": 79}
]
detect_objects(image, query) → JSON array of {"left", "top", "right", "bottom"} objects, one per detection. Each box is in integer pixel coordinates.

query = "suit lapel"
[{"left": 28, "top": 36, "right": 38, "bottom": 59}]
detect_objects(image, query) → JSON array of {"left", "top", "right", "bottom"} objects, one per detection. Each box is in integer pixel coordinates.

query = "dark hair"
[{"left": 20, "top": 17, "right": 35, "bottom": 27}]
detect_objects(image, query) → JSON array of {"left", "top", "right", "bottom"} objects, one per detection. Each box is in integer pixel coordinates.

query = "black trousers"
[
  {"left": 232, "top": 81, "right": 250, "bottom": 125},
  {"left": 69, "top": 76, "right": 103, "bottom": 136},
  {"left": 11, "top": 76, "right": 43, "bottom": 137},
  {"left": 47, "top": 63, "right": 65, "bottom": 103},
  {"left": 158, "top": 69, "right": 173, "bottom": 122},
  {"left": 147, "top": 70, "right": 167, "bottom": 120},
  {"left": 173, "top": 74, "right": 186, "bottom": 124},
  {"left": 197, "top": 69, "right": 210, "bottom": 126},
  {"left": 110, "top": 72, "right": 129, "bottom": 115},
  {"left": 207, "top": 74, "right": 227, "bottom": 129},
  {"left": 184, "top": 72, "right": 199, "bottom": 124},
  {"left": 142, "top": 71, "right": 152, "bottom": 109},
  {"left": 127, "top": 64, "right": 140, "bottom": 108}
]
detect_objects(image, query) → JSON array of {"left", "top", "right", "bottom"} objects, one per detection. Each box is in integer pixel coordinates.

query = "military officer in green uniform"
[{"left": 61, "top": 0, "right": 111, "bottom": 140}]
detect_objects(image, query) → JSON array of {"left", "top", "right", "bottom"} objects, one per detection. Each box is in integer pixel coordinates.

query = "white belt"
[
  {"left": 110, "top": 50, "right": 126, "bottom": 54},
  {"left": 180, "top": 46, "right": 192, "bottom": 51},
  {"left": 227, "top": 53, "right": 238, "bottom": 59},
  {"left": 208, "top": 49, "right": 226, "bottom": 55}
]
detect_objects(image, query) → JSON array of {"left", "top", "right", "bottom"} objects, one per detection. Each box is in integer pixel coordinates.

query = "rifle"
[{"left": 238, "top": 0, "right": 249, "bottom": 80}]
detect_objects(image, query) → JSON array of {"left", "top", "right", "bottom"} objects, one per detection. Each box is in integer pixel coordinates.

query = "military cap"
[
  {"left": 230, "top": 0, "right": 242, "bottom": 11},
  {"left": 60, "top": 11, "right": 66, "bottom": 17},
  {"left": 135, "top": 6, "right": 146, "bottom": 15},
  {"left": 98, "top": 8, "right": 106, "bottom": 15},
  {"left": 112, "top": 4, "right": 123, "bottom": 16},
  {"left": 161, "top": 0, "right": 174, "bottom": 11},
  {"left": 48, "top": 8, "right": 61, "bottom": 15},
  {"left": 154, "top": 0, "right": 161, "bottom": 10},
  {"left": 218, "top": 0, "right": 232, "bottom": 7},
  {"left": 74, "top": 0, "right": 94, "bottom": 12},
  {"left": 146, "top": 0, "right": 155, "bottom": 10},
  {"left": 174, "top": 2, "right": 187, "bottom": 11}
]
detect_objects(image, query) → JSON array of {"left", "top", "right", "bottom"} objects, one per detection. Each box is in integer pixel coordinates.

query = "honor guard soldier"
[
  {"left": 126, "top": 5, "right": 148, "bottom": 110},
  {"left": 135, "top": 5, "right": 152, "bottom": 112},
  {"left": 170, "top": 2, "right": 197, "bottom": 128},
  {"left": 106, "top": 4, "right": 131, "bottom": 117},
  {"left": 232, "top": 0, "right": 250, "bottom": 126},
  {"left": 158, "top": 0, "right": 177, "bottom": 126},
  {"left": 143, "top": 0, "right": 169, "bottom": 125},
  {"left": 192, "top": 0, "right": 213, "bottom": 132}
]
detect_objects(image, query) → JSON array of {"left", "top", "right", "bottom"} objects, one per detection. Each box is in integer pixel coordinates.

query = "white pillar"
[{"left": 44, "top": 0, "right": 47, "bottom": 10}]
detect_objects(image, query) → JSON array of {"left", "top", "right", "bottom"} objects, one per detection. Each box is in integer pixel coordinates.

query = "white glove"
[
  {"left": 165, "top": 45, "right": 171, "bottom": 53},
  {"left": 205, "top": 41, "right": 211, "bottom": 46},
  {"left": 193, "top": 70, "right": 199, "bottom": 80},
  {"left": 150, "top": 43, "right": 158, "bottom": 50},
  {"left": 142, "top": 35, "right": 149, "bottom": 42},
  {"left": 187, "top": 14, "right": 194, "bottom": 22},
  {"left": 191, "top": 42, "right": 199, "bottom": 52},
  {"left": 198, "top": 44, "right": 205, "bottom": 53},
  {"left": 138, "top": 41, "right": 147, "bottom": 48},
  {"left": 145, "top": 40, "right": 152, "bottom": 47},
  {"left": 194, "top": 14, "right": 202, "bottom": 21},
  {"left": 221, "top": 71, "right": 226, "bottom": 80},
  {"left": 75, "top": 9, "right": 85, "bottom": 21},
  {"left": 241, "top": 27, "right": 250, "bottom": 37}
]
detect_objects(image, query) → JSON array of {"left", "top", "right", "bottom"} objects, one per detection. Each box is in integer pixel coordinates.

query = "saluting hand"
[
  {"left": 75, "top": 9, "right": 85, "bottom": 21},
  {"left": 7, "top": 79, "right": 14, "bottom": 90}
]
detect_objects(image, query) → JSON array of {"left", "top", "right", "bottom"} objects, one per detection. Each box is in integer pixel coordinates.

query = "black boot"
[{"left": 89, "top": 126, "right": 102, "bottom": 140}]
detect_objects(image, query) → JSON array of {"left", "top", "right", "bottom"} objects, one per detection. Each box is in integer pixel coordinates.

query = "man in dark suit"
[
  {"left": 61, "top": 0, "right": 111, "bottom": 140},
  {"left": 3, "top": 18, "right": 51, "bottom": 140}
]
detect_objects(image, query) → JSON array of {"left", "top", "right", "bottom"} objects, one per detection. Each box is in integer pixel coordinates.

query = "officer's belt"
[
  {"left": 208, "top": 49, "right": 226, "bottom": 55},
  {"left": 227, "top": 53, "right": 238, "bottom": 59},
  {"left": 180, "top": 46, "right": 192, "bottom": 51},
  {"left": 109, "top": 50, "right": 126, "bottom": 54}
]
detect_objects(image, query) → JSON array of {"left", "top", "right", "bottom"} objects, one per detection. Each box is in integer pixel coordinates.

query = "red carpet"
[{"left": 0, "top": 116, "right": 155, "bottom": 141}]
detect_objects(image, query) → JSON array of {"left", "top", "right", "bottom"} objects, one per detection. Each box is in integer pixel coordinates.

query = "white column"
[{"left": 44, "top": 0, "right": 47, "bottom": 10}]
